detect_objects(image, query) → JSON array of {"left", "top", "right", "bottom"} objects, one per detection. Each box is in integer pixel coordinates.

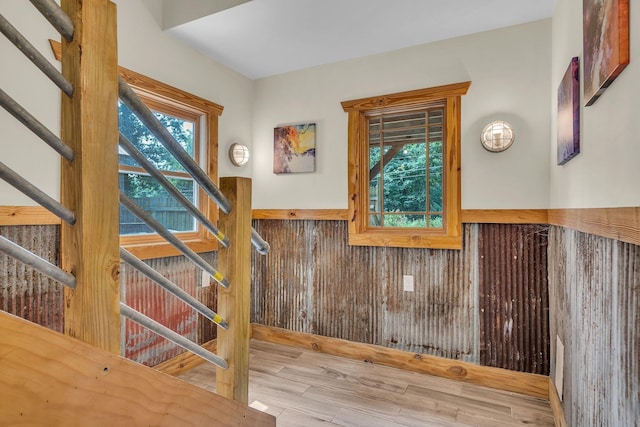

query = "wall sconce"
[
  {"left": 229, "top": 143, "right": 249, "bottom": 166},
  {"left": 480, "top": 121, "right": 515, "bottom": 152}
]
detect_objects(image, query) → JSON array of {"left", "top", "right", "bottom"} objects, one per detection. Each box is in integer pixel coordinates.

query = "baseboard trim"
[
  {"left": 154, "top": 339, "right": 217, "bottom": 376},
  {"left": 549, "top": 379, "right": 567, "bottom": 427},
  {"left": 251, "top": 324, "right": 549, "bottom": 399}
]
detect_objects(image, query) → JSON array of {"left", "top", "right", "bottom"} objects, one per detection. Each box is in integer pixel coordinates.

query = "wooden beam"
[
  {"left": 0, "top": 206, "right": 61, "bottom": 225},
  {"left": 548, "top": 207, "right": 640, "bottom": 246},
  {"left": 0, "top": 311, "right": 275, "bottom": 426},
  {"left": 60, "top": 0, "right": 120, "bottom": 353},
  {"left": 368, "top": 144, "right": 403, "bottom": 181},
  {"left": 251, "top": 324, "right": 549, "bottom": 399},
  {"left": 252, "top": 209, "right": 349, "bottom": 220},
  {"left": 154, "top": 339, "right": 217, "bottom": 377},
  {"left": 462, "top": 209, "right": 549, "bottom": 224},
  {"left": 549, "top": 379, "right": 567, "bottom": 427},
  {"left": 216, "top": 177, "right": 252, "bottom": 404}
]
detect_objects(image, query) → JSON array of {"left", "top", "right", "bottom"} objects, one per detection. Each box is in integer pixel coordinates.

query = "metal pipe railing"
[
  {"left": 0, "top": 89, "right": 74, "bottom": 161},
  {"left": 119, "top": 193, "right": 230, "bottom": 288},
  {"left": 120, "top": 248, "right": 228, "bottom": 329},
  {"left": 0, "top": 235, "right": 76, "bottom": 288},
  {"left": 118, "top": 77, "right": 231, "bottom": 214},
  {"left": 120, "top": 302, "right": 228, "bottom": 369},
  {"left": 0, "top": 161, "right": 75, "bottom": 225},
  {"left": 29, "top": 0, "right": 74, "bottom": 42},
  {"left": 118, "top": 134, "right": 229, "bottom": 248},
  {"left": 251, "top": 228, "right": 270, "bottom": 255},
  {"left": 0, "top": 13, "right": 73, "bottom": 97}
]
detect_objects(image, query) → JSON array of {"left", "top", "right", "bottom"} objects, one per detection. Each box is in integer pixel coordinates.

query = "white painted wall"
[
  {"left": 251, "top": 20, "right": 552, "bottom": 209},
  {"left": 0, "top": 0, "right": 252, "bottom": 206},
  {"left": 550, "top": 0, "right": 640, "bottom": 208}
]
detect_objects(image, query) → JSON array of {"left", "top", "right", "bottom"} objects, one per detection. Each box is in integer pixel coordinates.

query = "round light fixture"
[
  {"left": 480, "top": 121, "right": 515, "bottom": 152},
  {"left": 229, "top": 143, "right": 249, "bottom": 166}
]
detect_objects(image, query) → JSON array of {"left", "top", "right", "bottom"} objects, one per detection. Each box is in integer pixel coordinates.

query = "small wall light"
[
  {"left": 229, "top": 143, "right": 249, "bottom": 166},
  {"left": 480, "top": 121, "right": 515, "bottom": 152}
]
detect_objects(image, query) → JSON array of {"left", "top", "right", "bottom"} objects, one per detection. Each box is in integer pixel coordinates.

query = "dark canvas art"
[
  {"left": 583, "top": 0, "right": 629, "bottom": 105},
  {"left": 557, "top": 57, "right": 580, "bottom": 165}
]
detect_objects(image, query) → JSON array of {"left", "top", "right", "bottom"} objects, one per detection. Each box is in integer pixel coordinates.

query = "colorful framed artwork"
[
  {"left": 273, "top": 123, "right": 316, "bottom": 174},
  {"left": 583, "top": 0, "right": 629, "bottom": 106},
  {"left": 558, "top": 57, "right": 580, "bottom": 165}
]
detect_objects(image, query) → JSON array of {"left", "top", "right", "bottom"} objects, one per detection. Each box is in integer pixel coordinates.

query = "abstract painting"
[
  {"left": 273, "top": 123, "right": 316, "bottom": 174},
  {"left": 583, "top": 0, "right": 629, "bottom": 106},
  {"left": 558, "top": 57, "right": 580, "bottom": 165}
]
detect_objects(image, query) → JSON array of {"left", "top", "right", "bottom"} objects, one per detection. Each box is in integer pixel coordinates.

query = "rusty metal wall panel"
[
  {"left": 252, "top": 220, "right": 315, "bottom": 333},
  {"left": 478, "top": 224, "right": 549, "bottom": 375},
  {"left": 121, "top": 255, "right": 199, "bottom": 366},
  {"left": 252, "top": 221, "right": 479, "bottom": 362},
  {"left": 381, "top": 224, "right": 478, "bottom": 361},
  {"left": 197, "top": 251, "right": 218, "bottom": 344},
  {"left": 548, "top": 226, "right": 639, "bottom": 427},
  {"left": 0, "top": 225, "right": 63, "bottom": 332},
  {"left": 312, "top": 221, "right": 382, "bottom": 345}
]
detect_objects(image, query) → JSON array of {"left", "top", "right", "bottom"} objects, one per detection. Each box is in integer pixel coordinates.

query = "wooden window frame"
[
  {"left": 118, "top": 68, "right": 223, "bottom": 259},
  {"left": 341, "top": 81, "right": 470, "bottom": 249},
  {"left": 51, "top": 41, "right": 224, "bottom": 259}
]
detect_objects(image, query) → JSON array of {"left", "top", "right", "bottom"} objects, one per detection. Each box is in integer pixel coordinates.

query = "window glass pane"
[
  {"left": 383, "top": 142, "right": 427, "bottom": 214},
  {"left": 429, "top": 140, "right": 443, "bottom": 212},
  {"left": 118, "top": 102, "right": 194, "bottom": 173},
  {"left": 119, "top": 173, "right": 196, "bottom": 235},
  {"left": 384, "top": 214, "right": 426, "bottom": 228},
  {"left": 429, "top": 214, "right": 443, "bottom": 229},
  {"left": 369, "top": 214, "right": 381, "bottom": 227},
  {"left": 369, "top": 145, "right": 382, "bottom": 213}
]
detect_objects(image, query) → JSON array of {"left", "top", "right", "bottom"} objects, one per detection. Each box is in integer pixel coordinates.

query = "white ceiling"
[{"left": 165, "top": 0, "right": 557, "bottom": 80}]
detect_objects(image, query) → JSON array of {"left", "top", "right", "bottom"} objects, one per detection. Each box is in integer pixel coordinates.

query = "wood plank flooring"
[{"left": 178, "top": 340, "right": 555, "bottom": 427}]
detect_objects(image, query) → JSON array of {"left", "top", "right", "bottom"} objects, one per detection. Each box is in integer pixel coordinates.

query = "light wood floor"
[{"left": 178, "top": 340, "right": 555, "bottom": 427}]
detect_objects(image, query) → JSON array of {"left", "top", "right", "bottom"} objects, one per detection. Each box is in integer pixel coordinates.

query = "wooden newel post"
[
  {"left": 216, "top": 177, "right": 252, "bottom": 404},
  {"left": 60, "top": 0, "right": 121, "bottom": 354}
]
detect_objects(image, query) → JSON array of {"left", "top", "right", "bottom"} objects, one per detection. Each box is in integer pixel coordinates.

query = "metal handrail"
[
  {"left": 251, "top": 228, "right": 270, "bottom": 255},
  {"left": 0, "top": 88, "right": 74, "bottom": 161},
  {"left": 119, "top": 193, "right": 230, "bottom": 288},
  {"left": 0, "top": 235, "right": 76, "bottom": 288},
  {"left": 0, "top": 161, "right": 75, "bottom": 225},
  {"left": 118, "top": 134, "right": 229, "bottom": 248},
  {"left": 29, "top": 0, "right": 74, "bottom": 41},
  {"left": 120, "top": 248, "right": 228, "bottom": 329},
  {"left": 120, "top": 303, "right": 228, "bottom": 369},
  {"left": 0, "top": 13, "right": 73, "bottom": 96}
]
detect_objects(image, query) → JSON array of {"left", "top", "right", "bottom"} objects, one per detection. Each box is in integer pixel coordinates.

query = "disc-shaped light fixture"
[
  {"left": 480, "top": 121, "right": 515, "bottom": 152},
  {"left": 229, "top": 143, "right": 249, "bottom": 166}
]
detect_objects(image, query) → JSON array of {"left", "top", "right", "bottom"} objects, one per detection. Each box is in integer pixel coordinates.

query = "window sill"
[
  {"left": 121, "top": 238, "right": 218, "bottom": 260},
  {"left": 348, "top": 228, "right": 462, "bottom": 249}
]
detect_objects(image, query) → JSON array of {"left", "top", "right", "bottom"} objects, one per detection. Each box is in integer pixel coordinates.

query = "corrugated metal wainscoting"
[
  {"left": 478, "top": 224, "right": 550, "bottom": 374},
  {"left": 0, "top": 225, "right": 63, "bottom": 332},
  {"left": 121, "top": 251, "right": 217, "bottom": 366},
  {"left": 548, "top": 226, "right": 639, "bottom": 427},
  {"left": 252, "top": 220, "right": 550, "bottom": 373}
]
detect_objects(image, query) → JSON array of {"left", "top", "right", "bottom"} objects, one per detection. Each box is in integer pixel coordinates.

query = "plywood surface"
[{"left": 0, "top": 310, "right": 274, "bottom": 426}]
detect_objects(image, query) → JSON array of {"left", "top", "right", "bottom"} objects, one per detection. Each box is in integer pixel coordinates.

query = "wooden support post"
[
  {"left": 216, "top": 177, "right": 252, "bottom": 404},
  {"left": 60, "top": 0, "right": 121, "bottom": 353}
]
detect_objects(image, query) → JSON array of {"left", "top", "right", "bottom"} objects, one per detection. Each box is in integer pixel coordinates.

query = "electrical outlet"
[
  {"left": 555, "top": 335, "right": 564, "bottom": 400},
  {"left": 201, "top": 270, "right": 211, "bottom": 287},
  {"left": 403, "top": 275, "right": 414, "bottom": 292}
]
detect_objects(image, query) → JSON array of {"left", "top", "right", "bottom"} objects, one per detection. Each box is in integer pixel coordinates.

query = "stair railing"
[{"left": 0, "top": 0, "right": 267, "bottom": 407}]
